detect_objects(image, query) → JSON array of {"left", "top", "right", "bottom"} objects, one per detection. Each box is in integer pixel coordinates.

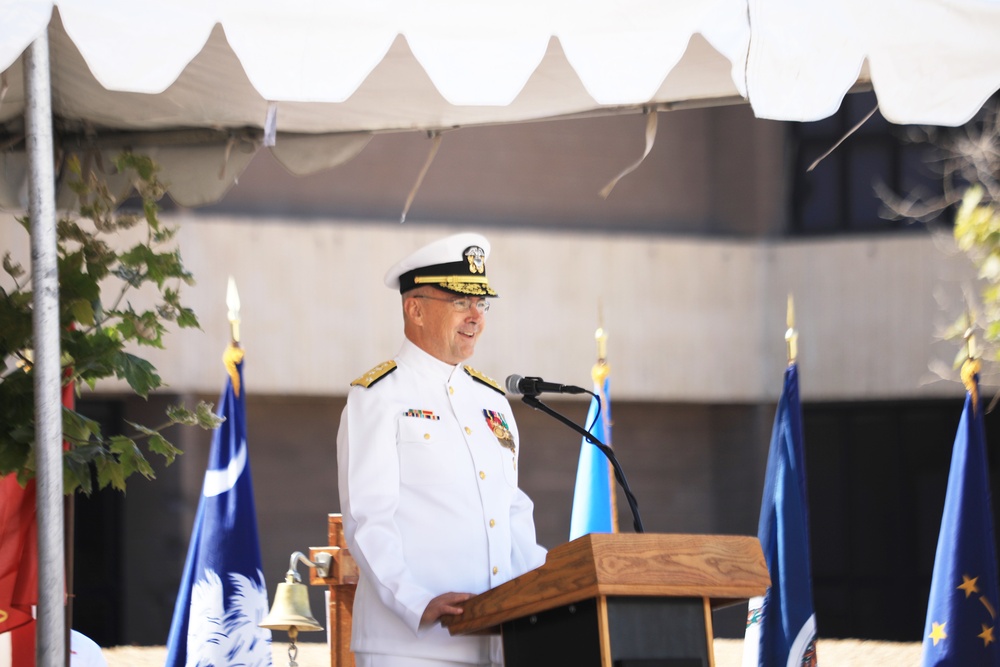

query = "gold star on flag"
[
  {"left": 980, "top": 624, "right": 996, "bottom": 646},
  {"left": 929, "top": 622, "right": 948, "bottom": 646},
  {"left": 959, "top": 575, "right": 980, "bottom": 598}
]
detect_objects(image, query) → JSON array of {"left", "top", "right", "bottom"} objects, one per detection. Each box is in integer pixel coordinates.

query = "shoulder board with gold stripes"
[
  {"left": 351, "top": 361, "right": 397, "bottom": 388},
  {"left": 463, "top": 365, "right": 504, "bottom": 395}
]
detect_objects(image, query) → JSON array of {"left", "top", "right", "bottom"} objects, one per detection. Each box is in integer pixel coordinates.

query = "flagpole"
[
  {"left": 25, "top": 27, "right": 66, "bottom": 667},
  {"left": 961, "top": 319, "right": 979, "bottom": 411},
  {"left": 227, "top": 275, "right": 241, "bottom": 347},
  {"left": 593, "top": 325, "right": 618, "bottom": 533},
  {"left": 226, "top": 277, "right": 244, "bottom": 393},
  {"left": 786, "top": 293, "right": 797, "bottom": 366},
  {"left": 743, "top": 292, "right": 818, "bottom": 667},
  {"left": 920, "top": 320, "right": 999, "bottom": 665},
  {"left": 164, "top": 276, "right": 269, "bottom": 667}
]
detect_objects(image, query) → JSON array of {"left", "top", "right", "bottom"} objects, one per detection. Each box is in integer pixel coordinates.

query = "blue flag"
[
  {"left": 743, "top": 363, "right": 818, "bottom": 667},
  {"left": 569, "top": 369, "right": 615, "bottom": 541},
  {"left": 165, "top": 347, "right": 272, "bottom": 667},
  {"left": 921, "top": 366, "right": 1000, "bottom": 666}
]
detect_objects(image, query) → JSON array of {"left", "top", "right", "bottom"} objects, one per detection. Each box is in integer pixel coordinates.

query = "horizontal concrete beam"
[{"left": 0, "top": 213, "right": 975, "bottom": 401}]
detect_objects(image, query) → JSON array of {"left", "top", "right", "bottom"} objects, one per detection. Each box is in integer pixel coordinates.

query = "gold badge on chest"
[{"left": 483, "top": 409, "right": 515, "bottom": 454}]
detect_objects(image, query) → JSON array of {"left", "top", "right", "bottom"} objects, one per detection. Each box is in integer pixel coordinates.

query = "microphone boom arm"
[{"left": 520, "top": 394, "right": 645, "bottom": 534}]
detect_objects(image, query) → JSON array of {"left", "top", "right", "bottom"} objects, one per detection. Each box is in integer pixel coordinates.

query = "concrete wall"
[
  {"left": 198, "top": 107, "right": 787, "bottom": 236},
  {"left": 0, "top": 212, "right": 975, "bottom": 403}
]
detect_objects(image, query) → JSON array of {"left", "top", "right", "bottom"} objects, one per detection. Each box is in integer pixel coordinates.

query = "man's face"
[{"left": 405, "top": 288, "right": 487, "bottom": 365}]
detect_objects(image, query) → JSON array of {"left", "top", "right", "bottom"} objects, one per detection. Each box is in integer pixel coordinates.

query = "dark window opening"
[
  {"left": 804, "top": 399, "right": 1000, "bottom": 641},
  {"left": 791, "top": 91, "right": 945, "bottom": 235}
]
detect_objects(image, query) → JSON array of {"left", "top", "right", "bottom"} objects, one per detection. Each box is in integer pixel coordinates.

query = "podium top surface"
[{"left": 444, "top": 532, "right": 769, "bottom": 636}]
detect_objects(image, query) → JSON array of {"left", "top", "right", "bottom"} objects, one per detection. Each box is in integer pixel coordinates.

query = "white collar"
[{"left": 398, "top": 338, "right": 467, "bottom": 384}]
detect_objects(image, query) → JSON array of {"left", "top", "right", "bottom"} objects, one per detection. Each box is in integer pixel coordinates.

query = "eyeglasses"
[{"left": 411, "top": 295, "right": 491, "bottom": 314}]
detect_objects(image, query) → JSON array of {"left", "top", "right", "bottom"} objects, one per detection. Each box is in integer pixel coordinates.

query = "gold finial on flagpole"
[
  {"left": 961, "top": 314, "right": 980, "bottom": 409},
  {"left": 785, "top": 293, "right": 798, "bottom": 366},
  {"left": 227, "top": 275, "right": 241, "bottom": 346},
  {"left": 593, "top": 302, "right": 609, "bottom": 384},
  {"left": 591, "top": 304, "right": 617, "bottom": 533},
  {"left": 593, "top": 326, "right": 609, "bottom": 384},
  {"left": 964, "top": 313, "right": 977, "bottom": 362},
  {"left": 224, "top": 276, "right": 244, "bottom": 396}
]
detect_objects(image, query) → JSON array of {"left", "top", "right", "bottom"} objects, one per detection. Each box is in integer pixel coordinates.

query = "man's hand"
[{"left": 421, "top": 592, "right": 474, "bottom": 625}]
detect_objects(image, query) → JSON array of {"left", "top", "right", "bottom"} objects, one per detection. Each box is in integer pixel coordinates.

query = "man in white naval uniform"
[{"left": 337, "top": 233, "right": 548, "bottom": 667}]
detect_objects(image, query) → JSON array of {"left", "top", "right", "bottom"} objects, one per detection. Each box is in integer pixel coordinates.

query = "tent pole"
[{"left": 25, "top": 29, "right": 65, "bottom": 667}]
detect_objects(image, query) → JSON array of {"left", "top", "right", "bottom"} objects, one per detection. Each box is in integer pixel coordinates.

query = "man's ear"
[{"left": 403, "top": 294, "right": 423, "bottom": 324}]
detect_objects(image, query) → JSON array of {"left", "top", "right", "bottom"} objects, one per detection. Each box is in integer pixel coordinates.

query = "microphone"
[{"left": 505, "top": 374, "right": 588, "bottom": 397}]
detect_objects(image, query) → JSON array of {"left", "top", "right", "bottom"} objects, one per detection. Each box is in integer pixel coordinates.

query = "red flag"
[
  {"left": 0, "top": 368, "right": 74, "bottom": 665},
  {"left": 0, "top": 474, "right": 39, "bottom": 667},
  {"left": 0, "top": 475, "right": 37, "bottom": 636}
]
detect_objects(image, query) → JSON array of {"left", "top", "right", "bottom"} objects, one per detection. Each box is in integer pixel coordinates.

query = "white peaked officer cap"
[{"left": 384, "top": 232, "right": 498, "bottom": 297}]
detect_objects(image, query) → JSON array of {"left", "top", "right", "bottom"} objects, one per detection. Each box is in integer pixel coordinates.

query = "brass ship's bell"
[
  {"left": 260, "top": 578, "right": 323, "bottom": 635},
  {"left": 260, "top": 552, "right": 325, "bottom": 666}
]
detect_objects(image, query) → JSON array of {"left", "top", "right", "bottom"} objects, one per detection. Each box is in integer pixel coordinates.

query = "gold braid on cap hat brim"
[{"left": 414, "top": 275, "right": 497, "bottom": 296}]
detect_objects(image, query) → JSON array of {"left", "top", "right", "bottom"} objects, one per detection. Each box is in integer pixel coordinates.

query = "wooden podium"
[{"left": 443, "top": 533, "right": 769, "bottom": 667}]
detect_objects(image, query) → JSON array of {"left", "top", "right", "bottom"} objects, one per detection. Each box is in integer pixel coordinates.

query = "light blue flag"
[
  {"left": 921, "top": 364, "right": 1000, "bottom": 666},
  {"left": 743, "top": 363, "right": 818, "bottom": 667},
  {"left": 165, "top": 347, "right": 272, "bottom": 667},
  {"left": 570, "top": 367, "right": 614, "bottom": 541}
]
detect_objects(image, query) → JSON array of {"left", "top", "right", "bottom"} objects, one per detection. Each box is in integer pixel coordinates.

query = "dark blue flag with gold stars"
[
  {"left": 743, "top": 362, "right": 818, "bottom": 667},
  {"left": 922, "top": 361, "right": 1000, "bottom": 666}
]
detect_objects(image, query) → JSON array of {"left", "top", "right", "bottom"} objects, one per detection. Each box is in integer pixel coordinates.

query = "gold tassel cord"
[
  {"left": 807, "top": 104, "right": 879, "bottom": 172},
  {"left": 400, "top": 132, "right": 443, "bottom": 223},
  {"left": 961, "top": 357, "right": 981, "bottom": 413},
  {"left": 962, "top": 314, "right": 980, "bottom": 411},
  {"left": 786, "top": 294, "right": 798, "bottom": 365},
  {"left": 224, "top": 343, "right": 245, "bottom": 398},
  {"left": 599, "top": 111, "right": 658, "bottom": 199},
  {"left": 219, "top": 134, "right": 237, "bottom": 180},
  {"left": 592, "top": 324, "right": 617, "bottom": 532}
]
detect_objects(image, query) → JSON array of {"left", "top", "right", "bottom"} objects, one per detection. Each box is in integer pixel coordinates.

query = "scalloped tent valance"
[{"left": 2, "top": 0, "right": 1000, "bottom": 206}]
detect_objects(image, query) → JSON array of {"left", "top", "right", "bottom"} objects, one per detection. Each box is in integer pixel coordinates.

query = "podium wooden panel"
[
  {"left": 309, "top": 514, "right": 359, "bottom": 667},
  {"left": 443, "top": 533, "right": 768, "bottom": 667}
]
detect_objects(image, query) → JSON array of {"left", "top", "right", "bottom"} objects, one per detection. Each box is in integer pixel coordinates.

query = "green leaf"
[
  {"left": 0, "top": 288, "right": 34, "bottom": 358},
  {"left": 195, "top": 401, "right": 225, "bottom": 429},
  {"left": 148, "top": 432, "right": 181, "bottom": 464},
  {"left": 165, "top": 404, "right": 197, "bottom": 426},
  {"left": 95, "top": 454, "right": 126, "bottom": 492},
  {"left": 2, "top": 252, "right": 24, "bottom": 280},
  {"left": 116, "top": 308, "right": 165, "bottom": 347},
  {"left": 110, "top": 434, "right": 154, "bottom": 480},
  {"left": 114, "top": 352, "right": 162, "bottom": 397},
  {"left": 0, "top": 438, "right": 31, "bottom": 478},
  {"left": 125, "top": 420, "right": 159, "bottom": 437},
  {"left": 64, "top": 452, "right": 92, "bottom": 496},
  {"left": 177, "top": 308, "right": 200, "bottom": 329},
  {"left": 62, "top": 408, "right": 101, "bottom": 445},
  {"left": 58, "top": 254, "right": 101, "bottom": 303},
  {"left": 0, "top": 151, "right": 201, "bottom": 495},
  {"left": 69, "top": 299, "right": 96, "bottom": 327}
]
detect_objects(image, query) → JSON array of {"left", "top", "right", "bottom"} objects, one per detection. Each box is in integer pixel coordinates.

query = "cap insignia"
[
  {"left": 463, "top": 365, "right": 503, "bottom": 394},
  {"left": 465, "top": 246, "right": 486, "bottom": 274},
  {"left": 351, "top": 360, "right": 397, "bottom": 388}
]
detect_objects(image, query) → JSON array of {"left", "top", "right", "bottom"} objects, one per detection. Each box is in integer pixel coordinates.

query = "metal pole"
[{"left": 25, "top": 29, "right": 66, "bottom": 667}]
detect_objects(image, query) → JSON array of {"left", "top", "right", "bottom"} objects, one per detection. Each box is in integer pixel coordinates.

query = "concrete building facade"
[{"left": 2, "top": 96, "right": 990, "bottom": 646}]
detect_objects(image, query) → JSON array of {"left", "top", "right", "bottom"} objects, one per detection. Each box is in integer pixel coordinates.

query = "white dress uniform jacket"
[{"left": 338, "top": 339, "right": 548, "bottom": 664}]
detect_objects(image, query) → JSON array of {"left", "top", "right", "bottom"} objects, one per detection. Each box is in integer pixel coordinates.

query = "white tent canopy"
[
  {"left": 4, "top": 0, "right": 1000, "bottom": 130},
  {"left": 4, "top": 0, "right": 1000, "bottom": 206}
]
